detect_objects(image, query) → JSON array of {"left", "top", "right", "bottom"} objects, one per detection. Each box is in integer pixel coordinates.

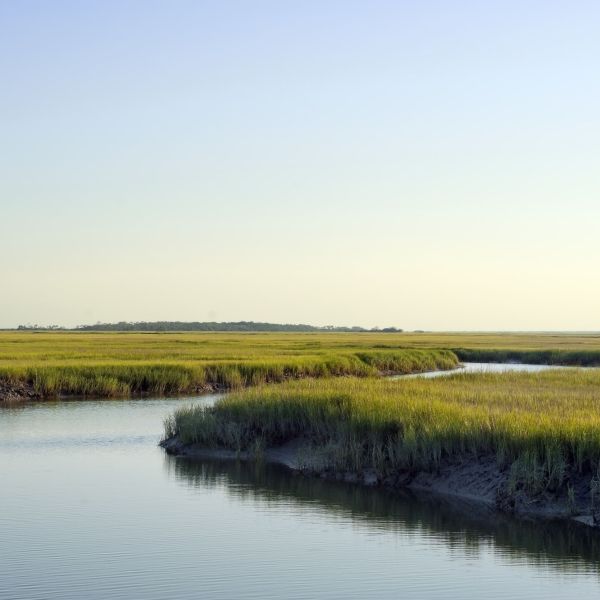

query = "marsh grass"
[
  {"left": 454, "top": 348, "right": 600, "bottom": 366},
  {"left": 3, "top": 329, "right": 600, "bottom": 398},
  {"left": 167, "top": 370, "right": 600, "bottom": 493},
  {"left": 0, "top": 332, "right": 457, "bottom": 397}
]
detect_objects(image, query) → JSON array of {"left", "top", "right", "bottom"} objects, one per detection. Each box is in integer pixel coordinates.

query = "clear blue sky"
[{"left": 1, "top": 1, "right": 599, "bottom": 329}]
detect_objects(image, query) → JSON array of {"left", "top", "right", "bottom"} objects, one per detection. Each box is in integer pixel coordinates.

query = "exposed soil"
[
  {"left": 0, "top": 380, "right": 41, "bottom": 403},
  {"left": 0, "top": 381, "right": 223, "bottom": 402},
  {"left": 161, "top": 436, "right": 600, "bottom": 529}
]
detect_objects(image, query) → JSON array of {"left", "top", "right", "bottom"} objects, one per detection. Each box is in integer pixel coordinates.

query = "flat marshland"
[
  {"left": 0, "top": 332, "right": 458, "bottom": 397},
  {"left": 4, "top": 330, "right": 600, "bottom": 521},
  {"left": 2, "top": 331, "right": 600, "bottom": 398},
  {"left": 166, "top": 370, "right": 600, "bottom": 520}
]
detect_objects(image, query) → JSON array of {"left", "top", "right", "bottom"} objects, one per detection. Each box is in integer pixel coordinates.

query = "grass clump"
[{"left": 166, "top": 370, "right": 600, "bottom": 494}]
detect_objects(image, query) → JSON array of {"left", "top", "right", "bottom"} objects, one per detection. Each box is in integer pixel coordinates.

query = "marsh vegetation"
[
  {"left": 0, "top": 332, "right": 458, "bottom": 397},
  {"left": 165, "top": 370, "right": 600, "bottom": 516},
  {"left": 2, "top": 330, "right": 600, "bottom": 399}
]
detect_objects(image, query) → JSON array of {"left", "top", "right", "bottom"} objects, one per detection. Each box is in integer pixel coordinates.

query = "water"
[
  {"left": 401, "top": 361, "right": 583, "bottom": 379},
  {"left": 1, "top": 379, "right": 600, "bottom": 599}
]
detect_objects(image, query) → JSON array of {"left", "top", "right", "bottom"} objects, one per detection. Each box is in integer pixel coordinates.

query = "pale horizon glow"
[{"left": 1, "top": 1, "right": 599, "bottom": 330}]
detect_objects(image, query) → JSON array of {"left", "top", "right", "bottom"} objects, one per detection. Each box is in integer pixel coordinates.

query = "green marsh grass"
[
  {"left": 3, "top": 330, "right": 600, "bottom": 397},
  {"left": 0, "top": 332, "right": 458, "bottom": 397},
  {"left": 167, "top": 370, "right": 600, "bottom": 492}
]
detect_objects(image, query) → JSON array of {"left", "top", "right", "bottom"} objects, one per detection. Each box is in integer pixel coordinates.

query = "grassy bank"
[
  {"left": 0, "top": 331, "right": 457, "bottom": 396},
  {"left": 454, "top": 348, "right": 600, "bottom": 366},
  {"left": 3, "top": 330, "right": 600, "bottom": 398},
  {"left": 166, "top": 370, "right": 600, "bottom": 498}
]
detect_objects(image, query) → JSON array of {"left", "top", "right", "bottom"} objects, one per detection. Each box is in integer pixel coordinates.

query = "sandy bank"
[{"left": 161, "top": 436, "right": 600, "bottom": 529}]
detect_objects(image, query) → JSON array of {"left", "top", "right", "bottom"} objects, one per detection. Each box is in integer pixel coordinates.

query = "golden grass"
[
  {"left": 0, "top": 331, "right": 459, "bottom": 396},
  {"left": 2, "top": 330, "right": 600, "bottom": 397},
  {"left": 167, "top": 370, "right": 600, "bottom": 492}
]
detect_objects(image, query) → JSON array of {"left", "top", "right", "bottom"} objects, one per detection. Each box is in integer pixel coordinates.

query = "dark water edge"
[{"left": 171, "top": 456, "right": 600, "bottom": 574}]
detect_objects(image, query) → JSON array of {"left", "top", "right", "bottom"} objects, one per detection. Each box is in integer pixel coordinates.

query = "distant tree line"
[
  {"left": 15, "top": 321, "right": 403, "bottom": 332},
  {"left": 71, "top": 321, "right": 403, "bottom": 333}
]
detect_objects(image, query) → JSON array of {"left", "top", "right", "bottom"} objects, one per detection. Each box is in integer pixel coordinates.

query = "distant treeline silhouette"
[
  {"left": 16, "top": 321, "right": 403, "bottom": 333},
  {"left": 75, "top": 321, "right": 403, "bottom": 333}
]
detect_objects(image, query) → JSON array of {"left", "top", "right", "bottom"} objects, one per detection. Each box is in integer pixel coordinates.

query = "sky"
[{"left": 1, "top": 1, "right": 599, "bottom": 330}]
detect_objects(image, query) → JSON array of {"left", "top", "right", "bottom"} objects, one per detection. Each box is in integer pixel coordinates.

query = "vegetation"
[
  {"left": 453, "top": 348, "right": 600, "bottom": 366},
  {"left": 17, "top": 321, "right": 403, "bottom": 332},
  {"left": 166, "top": 370, "right": 600, "bottom": 494},
  {"left": 3, "top": 330, "right": 600, "bottom": 398},
  {"left": 356, "top": 332, "right": 600, "bottom": 359},
  {"left": 0, "top": 331, "right": 457, "bottom": 397}
]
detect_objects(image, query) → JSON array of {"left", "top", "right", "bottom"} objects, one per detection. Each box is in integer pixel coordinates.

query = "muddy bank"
[
  {"left": 161, "top": 436, "right": 600, "bottom": 528},
  {"left": 0, "top": 380, "right": 41, "bottom": 402},
  {"left": 0, "top": 365, "right": 451, "bottom": 403},
  {"left": 0, "top": 381, "right": 223, "bottom": 403}
]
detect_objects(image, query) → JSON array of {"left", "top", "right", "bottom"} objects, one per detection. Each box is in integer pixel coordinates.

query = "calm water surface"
[
  {"left": 2, "top": 377, "right": 600, "bottom": 599},
  {"left": 402, "top": 361, "right": 586, "bottom": 378}
]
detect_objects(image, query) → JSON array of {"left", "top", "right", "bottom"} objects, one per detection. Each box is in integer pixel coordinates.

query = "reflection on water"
[
  {"left": 398, "top": 361, "right": 587, "bottom": 379},
  {"left": 1, "top": 394, "right": 599, "bottom": 599},
  {"left": 170, "top": 456, "right": 600, "bottom": 576}
]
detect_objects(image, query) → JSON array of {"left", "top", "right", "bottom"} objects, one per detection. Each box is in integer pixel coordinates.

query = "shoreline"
[
  {"left": 160, "top": 435, "right": 600, "bottom": 529},
  {"left": 0, "top": 379, "right": 41, "bottom": 402},
  {"left": 1, "top": 361, "right": 588, "bottom": 403},
  {"left": 0, "top": 365, "right": 458, "bottom": 403},
  {"left": 0, "top": 380, "right": 224, "bottom": 403},
  {"left": 5, "top": 360, "right": 597, "bottom": 404}
]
